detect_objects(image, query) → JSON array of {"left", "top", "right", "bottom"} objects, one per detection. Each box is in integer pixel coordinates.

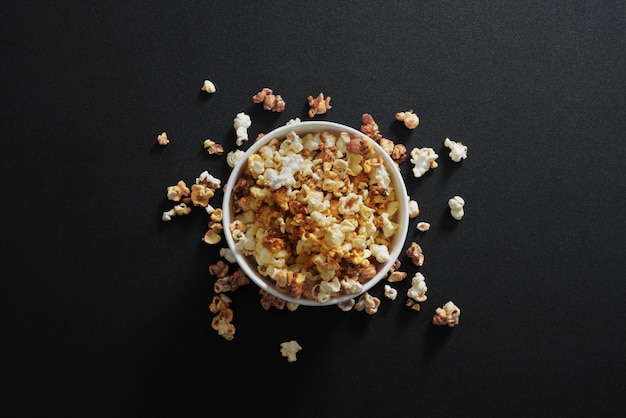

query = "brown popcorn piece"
[
  {"left": 209, "top": 294, "right": 235, "bottom": 341},
  {"left": 387, "top": 271, "right": 407, "bottom": 283},
  {"left": 191, "top": 184, "right": 215, "bottom": 207},
  {"left": 259, "top": 289, "right": 286, "bottom": 311},
  {"left": 252, "top": 87, "right": 286, "bottom": 112},
  {"left": 157, "top": 131, "right": 169, "bottom": 145},
  {"left": 391, "top": 143, "right": 407, "bottom": 164},
  {"left": 405, "top": 299, "right": 421, "bottom": 311},
  {"left": 202, "top": 229, "right": 222, "bottom": 245},
  {"left": 306, "top": 92, "right": 332, "bottom": 118},
  {"left": 406, "top": 242, "right": 424, "bottom": 266},
  {"left": 209, "top": 260, "right": 229, "bottom": 278},
  {"left": 203, "top": 139, "right": 224, "bottom": 155},
  {"left": 360, "top": 113, "right": 382, "bottom": 141},
  {"left": 227, "top": 268, "right": 250, "bottom": 291}
]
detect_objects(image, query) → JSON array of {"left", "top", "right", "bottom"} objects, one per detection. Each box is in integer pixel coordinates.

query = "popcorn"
[
  {"left": 432, "top": 301, "right": 461, "bottom": 327},
  {"left": 417, "top": 222, "right": 430, "bottom": 232},
  {"left": 354, "top": 292, "right": 381, "bottom": 314},
  {"left": 410, "top": 147, "right": 439, "bottom": 178},
  {"left": 443, "top": 137, "right": 467, "bottom": 162},
  {"left": 337, "top": 299, "right": 356, "bottom": 312},
  {"left": 229, "top": 130, "right": 402, "bottom": 303},
  {"left": 384, "top": 284, "right": 397, "bottom": 300},
  {"left": 173, "top": 203, "right": 191, "bottom": 216},
  {"left": 233, "top": 112, "right": 251, "bottom": 146},
  {"left": 157, "top": 131, "right": 169, "bottom": 145},
  {"left": 408, "top": 199, "right": 420, "bottom": 218},
  {"left": 448, "top": 195, "right": 465, "bottom": 220},
  {"left": 406, "top": 242, "right": 424, "bottom": 266},
  {"left": 306, "top": 92, "right": 332, "bottom": 118},
  {"left": 203, "top": 139, "right": 224, "bottom": 155},
  {"left": 395, "top": 110, "right": 419, "bottom": 129},
  {"left": 259, "top": 289, "right": 286, "bottom": 311},
  {"left": 166, "top": 180, "right": 190, "bottom": 202},
  {"left": 360, "top": 113, "right": 382, "bottom": 141},
  {"left": 219, "top": 248, "right": 236, "bottom": 264},
  {"left": 407, "top": 272, "right": 428, "bottom": 302},
  {"left": 252, "top": 87, "right": 286, "bottom": 112},
  {"left": 286, "top": 117, "right": 301, "bottom": 125},
  {"left": 226, "top": 149, "right": 245, "bottom": 168},
  {"left": 209, "top": 294, "right": 235, "bottom": 341},
  {"left": 202, "top": 229, "right": 221, "bottom": 245},
  {"left": 387, "top": 271, "right": 407, "bottom": 283},
  {"left": 201, "top": 79, "right": 216, "bottom": 93},
  {"left": 280, "top": 340, "right": 302, "bottom": 362}
]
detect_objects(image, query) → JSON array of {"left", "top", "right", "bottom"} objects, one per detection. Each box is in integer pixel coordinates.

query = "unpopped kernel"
[{"left": 229, "top": 130, "right": 402, "bottom": 303}]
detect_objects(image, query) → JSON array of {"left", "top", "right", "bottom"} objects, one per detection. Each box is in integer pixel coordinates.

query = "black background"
[{"left": 2, "top": 1, "right": 625, "bottom": 417}]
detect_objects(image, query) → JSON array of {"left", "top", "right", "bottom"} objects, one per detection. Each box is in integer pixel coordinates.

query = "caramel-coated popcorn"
[
  {"left": 230, "top": 130, "right": 402, "bottom": 303},
  {"left": 306, "top": 93, "right": 332, "bottom": 118},
  {"left": 252, "top": 87, "right": 286, "bottom": 112}
]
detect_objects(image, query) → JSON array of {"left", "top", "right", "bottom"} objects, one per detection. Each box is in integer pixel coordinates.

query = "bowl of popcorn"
[{"left": 222, "top": 121, "right": 409, "bottom": 306}]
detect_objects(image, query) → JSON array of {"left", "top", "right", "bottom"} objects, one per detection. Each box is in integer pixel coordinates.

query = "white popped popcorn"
[
  {"left": 448, "top": 195, "right": 465, "bottom": 220},
  {"left": 410, "top": 147, "right": 439, "bottom": 178},
  {"left": 408, "top": 199, "right": 420, "bottom": 218},
  {"left": 417, "top": 222, "right": 431, "bottom": 232},
  {"left": 219, "top": 248, "right": 236, "bottom": 264},
  {"left": 407, "top": 272, "right": 428, "bottom": 302},
  {"left": 201, "top": 79, "right": 216, "bottom": 93},
  {"left": 233, "top": 112, "right": 251, "bottom": 146},
  {"left": 280, "top": 340, "right": 302, "bottom": 362},
  {"left": 443, "top": 137, "right": 467, "bottom": 162},
  {"left": 384, "top": 284, "right": 398, "bottom": 300},
  {"left": 226, "top": 149, "right": 245, "bottom": 168}
]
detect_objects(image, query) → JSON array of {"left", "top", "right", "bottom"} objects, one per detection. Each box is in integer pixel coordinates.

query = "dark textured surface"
[{"left": 2, "top": 1, "right": 625, "bottom": 416}]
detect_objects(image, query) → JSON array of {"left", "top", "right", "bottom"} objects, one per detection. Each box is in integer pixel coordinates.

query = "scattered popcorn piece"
[
  {"left": 157, "top": 131, "right": 169, "bottom": 146},
  {"left": 252, "top": 87, "right": 286, "bottom": 112},
  {"left": 209, "top": 294, "right": 235, "bottom": 341},
  {"left": 417, "top": 222, "right": 431, "bottom": 232},
  {"left": 410, "top": 147, "right": 439, "bottom": 178},
  {"left": 166, "top": 180, "right": 190, "bottom": 202},
  {"left": 448, "top": 195, "right": 465, "bottom": 220},
  {"left": 203, "top": 139, "right": 224, "bottom": 155},
  {"left": 161, "top": 208, "right": 176, "bottom": 222},
  {"left": 201, "top": 79, "right": 216, "bottom": 93},
  {"left": 226, "top": 149, "right": 245, "bottom": 168},
  {"left": 405, "top": 242, "right": 424, "bottom": 266},
  {"left": 387, "top": 271, "right": 407, "bottom": 283},
  {"left": 354, "top": 292, "right": 381, "bottom": 315},
  {"left": 202, "top": 229, "right": 222, "bottom": 245},
  {"left": 443, "top": 137, "right": 467, "bottom": 162},
  {"left": 384, "top": 284, "right": 398, "bottom": 300},
  {"left": 306, "top": 92, "right": 332, "bottom": 118},
  {"left": 405, "top": 299, "right": 421, "bottom": 311},
  {"left": 407, "top": 272, "right": 428, "bottom": 302},
  {"left": 209, "top": 260, "right": 229, "bottom": 278},
  {"left": 408, "top": 199, "right": 420, "bottom": 218},
  {"left": 391, "top": 143, "right": 407, "bottom": 165},
  {"left": 338, "top": 299, "right": 356, "bottom": 312},
  {"left": 360, "top": 113, "right": 382, "bottom": 141},
  {"left": 259, "top": 289, "right": 286, "bottom": 311},
  {"left": 395, "top": 110, "right": 419, "bottom": 129},
  {"left": 233, "top": 112, "right": 251, "bottom": 146},
  {"left": 286, "top": 302, "right": 299, "bottom": 312},
  {"left": 173, "top": 203, "right": 191, "bottom": 216},
  {"left": 280, "top": 340, "right": 302, "bottom": 362},
  {"left": 432, "top": 301, "right": 461, "bottom": 327},
  {"left": 219, "top": 248, "right": 236, "bottom": 264}
]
